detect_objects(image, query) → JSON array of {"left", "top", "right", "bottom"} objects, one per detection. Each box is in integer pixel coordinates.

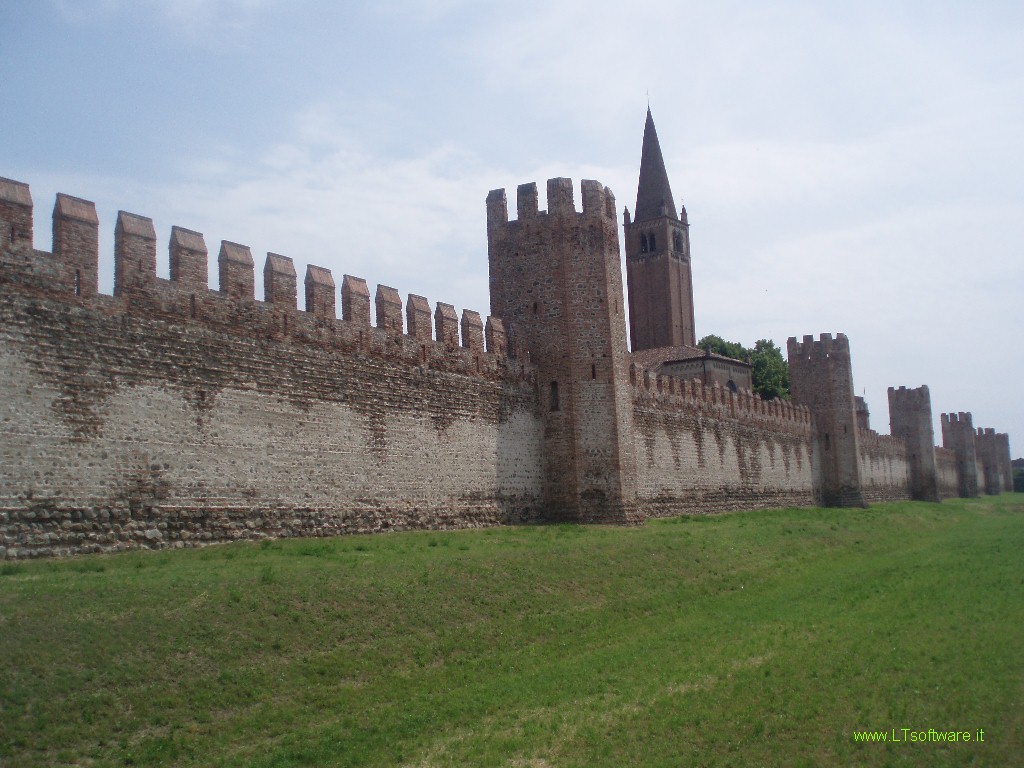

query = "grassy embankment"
[{"left": 2, "top": 494, "right": 1022, "bottom": 767}]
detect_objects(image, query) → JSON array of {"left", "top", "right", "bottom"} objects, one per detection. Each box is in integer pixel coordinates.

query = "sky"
[{"left": 2, "top": 0, "right": 1022, "bottom": 453}]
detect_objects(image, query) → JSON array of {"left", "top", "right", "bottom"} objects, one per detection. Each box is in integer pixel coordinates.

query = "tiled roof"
[{"left": 630, "top": 344, "right": 751, "bottom": 369}]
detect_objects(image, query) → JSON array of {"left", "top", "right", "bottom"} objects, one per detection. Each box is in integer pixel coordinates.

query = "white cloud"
[{"left": 78, "top": 103, "right": 502, "bottom": 321}]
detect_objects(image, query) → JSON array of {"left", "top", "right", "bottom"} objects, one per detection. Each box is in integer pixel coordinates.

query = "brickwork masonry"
[
  {"left": 856, "top": 429, "right": 912, "bottom": 504},
  {"left": 935, "top": 447, "right": 961, "bottom": 500},
  {"left": 0, "top": 178, "right": 544, "bottom": 559},
  {"left": 0, "top": 174, "right": 1016, "bottom": 559},
  {"left": 629, "top": 365, "right": 815, "bottom": 515}
]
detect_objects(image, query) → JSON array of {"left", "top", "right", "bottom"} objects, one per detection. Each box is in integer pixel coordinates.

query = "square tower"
[
  {"left": 487, "top": 178, "right": 640, "bottom": 524},
  {"left": 788, "top": 333, "right": 866, "bottom": 507},
  {"left": 888, "top": 385, "right": 939, "bottom": 502}
]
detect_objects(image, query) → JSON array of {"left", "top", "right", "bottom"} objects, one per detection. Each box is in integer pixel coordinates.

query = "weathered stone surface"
[{"left": 631, "top": 372, "right": 815, "bottom": 515}]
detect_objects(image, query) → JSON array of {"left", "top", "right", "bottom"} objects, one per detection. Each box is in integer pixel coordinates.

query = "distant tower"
[
  {"left": 940, "top": 412, "right": 980, "bottom": 498},
  {"left": 487, "top": 178, "right": 641, "bottom": 525},
  {"left": 974, "top": 428, "right": 1009, "bottom": 496},
  {"left": 624, "top": 108, "right": 696, "bottom": 351},
  {"left": 888, "top": 385, "right": 939, "bottom": 502}
]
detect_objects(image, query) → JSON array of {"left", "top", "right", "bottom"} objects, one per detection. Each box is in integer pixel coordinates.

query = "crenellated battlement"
[
  {"left": 941, "top": 411, "right": 974, "bottom": 430},
  {"left": 0, "top": 176, "right": 528, "bottom": 384},
  {"left": 857, "top": 428, "right": 907, "bottom": 453},
  {"left": 264, "top": 252, "right": 297, "bottom": 307},
  {"left": 629, "top": 363, "right": 812, "bottom": 433},
  {"left": 486, "top": 177, "right": 618, "bottom": 232},
  {"left": 786, "top": 332, "right": 851, "bottom": 361},
  {"left": 887, "top": 384, "right": 932, "bottom": 408},
  {"left": 0, "top": 176, "right": 33, "bottom": 248}
]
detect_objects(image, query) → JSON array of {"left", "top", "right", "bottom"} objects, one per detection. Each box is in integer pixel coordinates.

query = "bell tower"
[{"left": 624, "top": 108, "right": 696, "bottom": 351}]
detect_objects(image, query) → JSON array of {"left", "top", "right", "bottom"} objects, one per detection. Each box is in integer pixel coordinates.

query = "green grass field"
[{"left": 2, "top": 495, "right": 1022, "bottom": 767}]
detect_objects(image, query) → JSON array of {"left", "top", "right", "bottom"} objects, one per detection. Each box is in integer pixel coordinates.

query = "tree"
[
  {"left": 697, "top": 334, "right": 746, "bottom": 362},
  {"left": 749, "top": 339, "right": 790, "bottom": 401},
  {"left": 697, "top": 334, "right": 790, "bottom": 401}
]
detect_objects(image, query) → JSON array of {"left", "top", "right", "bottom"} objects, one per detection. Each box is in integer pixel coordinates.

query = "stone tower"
[
  {"left": 940, "top": 412, "right": 980, "bottom": 498},
  {"left": 788, "top": 333, "right": 866, "bottom": 507},
  {"left": 888, "top": 385, "right": 939, "bottom": 502},
  {"left": 624, "top": 108, "right": 696, "bottom": 351},
  {"left": 974, "top": 427, "right": 1012, "bottom": 495},
  {"left": 487, "top": 178, "right": 641, "bottom": 524}
]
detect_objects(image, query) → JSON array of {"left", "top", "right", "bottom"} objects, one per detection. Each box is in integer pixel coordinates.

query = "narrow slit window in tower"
[
  {"left": 74, "top": 269, "right": 81, "bottom": 296},
  {"left": 550, "top": 381, "right": 560, "bottom": 411}
]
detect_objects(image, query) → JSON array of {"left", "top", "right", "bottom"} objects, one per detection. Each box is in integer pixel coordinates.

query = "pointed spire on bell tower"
[
  {"left": 635, "top": 108, "right": 678, "bottom": 223},
  {"left": 625, "top": 107, "right": 696, "bottom": 351}
]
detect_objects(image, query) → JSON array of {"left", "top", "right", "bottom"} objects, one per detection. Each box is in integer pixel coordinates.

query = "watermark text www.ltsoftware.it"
[{"left": 853, "top": 728, "right": 985, "bottom": 744}]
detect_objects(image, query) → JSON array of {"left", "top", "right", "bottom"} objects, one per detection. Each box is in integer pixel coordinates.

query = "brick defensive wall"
[
  {"left": 0, "top": 177, "right": 545, "bottom": 559},
  {"left": 628, "top": 364, "right": 816, "bottom": 516},
  {"left": 855, "top": 429, "right": 912, "bottom": 504},
  {"left": 934, "top": 446, "right": 961, "bottom": 500},
  {"left": 0, "top": 170, "right": 1015, "bottom": 560}
]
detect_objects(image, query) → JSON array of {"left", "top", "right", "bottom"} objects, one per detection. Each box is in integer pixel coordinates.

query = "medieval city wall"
[
  {"left": 0, "top": 183, "right": 545, "bottom": 559},
  {"left": 857, "top": 430, "right": 912, "bottom": 503},
  {"left": 935, "top": 446, "right": 960, "bottom": 500},
  {"left": 0, "top": 174, "right": 1011, "bottom": 560},
  {"left": 630, "top": 368, "right": 816, "bottom": 516}
]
